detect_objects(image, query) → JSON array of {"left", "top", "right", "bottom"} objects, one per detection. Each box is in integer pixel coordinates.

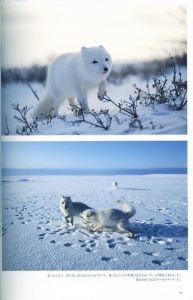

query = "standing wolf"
[{"left": 33, "top": 46, "right": 112, "bottom": 119}]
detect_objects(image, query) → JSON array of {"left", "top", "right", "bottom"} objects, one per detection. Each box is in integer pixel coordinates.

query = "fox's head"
[
  {"left": 81, "top": 45, "right": 112, "bottom": 79},
  {"left": 60, "top": 196, "right": 72, "bottom": 210}
]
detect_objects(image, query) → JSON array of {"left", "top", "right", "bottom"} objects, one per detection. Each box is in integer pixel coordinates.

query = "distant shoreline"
[{"left": 2, "top": 168, "right": 187, "bottom": 176}]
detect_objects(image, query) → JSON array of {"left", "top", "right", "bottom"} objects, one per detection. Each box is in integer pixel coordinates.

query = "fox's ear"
[
  {"left": 87, "top": 210, "right": 95, "bottom": 218},
  {"left": 81, "top": 46, "right": 88, "bottom": 57}
]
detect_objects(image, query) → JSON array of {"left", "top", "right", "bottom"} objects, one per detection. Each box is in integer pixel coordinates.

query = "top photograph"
[{"left": 1, "top": 1, "right": 187, "bottom": 135}]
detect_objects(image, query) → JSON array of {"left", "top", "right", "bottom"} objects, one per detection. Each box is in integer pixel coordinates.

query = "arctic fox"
[
  {"left": 80, "top": 200, "right": 136, "bottom": 237},
  {"left": 112, "top": 181, "right": 118, "bottom": 189},
  {"left": 60, "top": 196, "right": 91, "bottom": 226},
  {"left": 34, "top": 46, "right": 112, "bottom": 120}
]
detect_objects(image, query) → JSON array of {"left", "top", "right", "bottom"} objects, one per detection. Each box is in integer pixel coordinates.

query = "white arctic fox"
[
  {"left": 60, "top": 196, "right": 91, "bottom": 226},
  {"left": 112, "top": 181, "right": 118, "bottom": 189},
  {"left": 34, "top": 45, "right": 112, "bottom": 119},
  {"left": 80, "top": 200, "right": 136, "bottom": 237}
]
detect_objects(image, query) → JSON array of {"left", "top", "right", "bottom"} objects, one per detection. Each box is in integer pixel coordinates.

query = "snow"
[
  {"left": 2, "top": 174, "right": 188, "bottom": 271},
  {"left": 1, "top": 70, "right": 187, "bottom": 135}
]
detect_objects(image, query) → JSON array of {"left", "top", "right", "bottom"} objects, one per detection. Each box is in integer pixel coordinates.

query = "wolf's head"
[{"left": 81, "top": 45, "right": 112, "bottom": 79}]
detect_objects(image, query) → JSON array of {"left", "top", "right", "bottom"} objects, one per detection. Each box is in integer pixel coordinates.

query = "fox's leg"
[
  {"left": 76, "top": 90, "right": 89, "bottom": 113},
  {"left": 68, "top": 97, "right": 76, "bottom": 107},
  {"left": 97, "top": 80, "right": 107, "bottom": 100},
  {"left": 65, "top": 216, "right": 73, "bottom": 226},
  {"left": 86, "top": 223, "right": 103, "bottom": 232},
  {"left": 117, "top": 221, "right": 133, "bottom": 238},
  {"left": 33, "top": 96, "right": 59, "bottom": 120},
  {"left": 68, "top": 97, "right": 80, "bottom": 116}
]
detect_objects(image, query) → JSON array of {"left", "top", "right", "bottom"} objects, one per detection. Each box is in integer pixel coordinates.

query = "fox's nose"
[{"left": 104, "top": 67, "right": 108, "bottom": 72}]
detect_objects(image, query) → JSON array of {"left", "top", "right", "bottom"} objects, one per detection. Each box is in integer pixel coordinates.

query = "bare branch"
[
  {"left": 12, "top": 104, "right": 38, "bottom": 135},
  {"left": 4, "top": 117, "right": 10, "bottom": 135},
  {"left": 103, "top": 93, "right": 139, "bottom": 118},
  {"left": 27, "top": 82, "right": 40, "bottom": 101},
  {"left": 59, "top": 105, "right": 112, "bottom": 131},
  {"left": 132, "top": 57, "right": 187, "bottom": 111}
]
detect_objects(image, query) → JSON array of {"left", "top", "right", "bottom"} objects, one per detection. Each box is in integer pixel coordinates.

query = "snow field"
[
  {"left": 1, "top": 69, "right": 187, "bottom": 135},
  {"left": 2, "top": 175, "right": 187, "bottom": 270}
]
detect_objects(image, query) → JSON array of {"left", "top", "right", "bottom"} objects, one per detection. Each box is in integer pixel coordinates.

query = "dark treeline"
[
  {"left": 1, "top": 53, "right": 187, "bottom": 85},
  {"left": 1, "top": 65, "right": 47, "bottom": 85},
  {"left": 109, "top": 53, "right": 187, "bottom": 84}
]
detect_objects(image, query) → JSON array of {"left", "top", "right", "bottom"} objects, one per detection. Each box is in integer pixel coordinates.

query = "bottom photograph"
[{"left": 2, "top": 141, "right": 187, "bottom": 271}]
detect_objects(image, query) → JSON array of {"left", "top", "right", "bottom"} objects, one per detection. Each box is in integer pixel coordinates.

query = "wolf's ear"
[{"left": 81, "top": 46, "right": 88, "bottom": 57}]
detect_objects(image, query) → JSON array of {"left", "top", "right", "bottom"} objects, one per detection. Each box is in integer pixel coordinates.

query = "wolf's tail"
[{"left": 117, "top": 200, "right": 136, "bottom": 219}]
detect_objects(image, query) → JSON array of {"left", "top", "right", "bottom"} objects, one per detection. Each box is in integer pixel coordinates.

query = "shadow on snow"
[{"left": 131, "top": 222, "right": 188, "bottom": 238}]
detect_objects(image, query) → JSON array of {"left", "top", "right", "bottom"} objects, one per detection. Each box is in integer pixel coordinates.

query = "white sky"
[{"left": 1, "top": 0, "right": 186, "bottom": 68}]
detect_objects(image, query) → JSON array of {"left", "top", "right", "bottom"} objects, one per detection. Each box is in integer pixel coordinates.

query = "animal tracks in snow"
[
  {"left": 2, "top": 226, "right": 8, "bottom": 237},
  {"left": 2, "top": 206, "right": 188, "bottom": 270},
  {"left": 2, "top": 175, "right": 188, "bottom": 270}
]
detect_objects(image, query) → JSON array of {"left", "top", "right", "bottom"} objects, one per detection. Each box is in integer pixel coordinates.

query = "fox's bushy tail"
[{"left": 117, "top": 200, "right": 136, "bottom": 218}]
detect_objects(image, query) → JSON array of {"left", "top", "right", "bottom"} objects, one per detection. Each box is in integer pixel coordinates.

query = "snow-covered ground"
[
  {"left": 1, "top": 70, "right": 187, "bottom": 135},
  {"left": 2, "top": 174, "right": 188, "bottom": 270}
]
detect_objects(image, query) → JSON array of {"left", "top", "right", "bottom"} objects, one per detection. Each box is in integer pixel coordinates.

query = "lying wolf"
[
  {"left": 80, "top": 200, "right": 136, "bottom": 237},
  {"left": 60, "top": 196, "right": 91, "bottom": 226}
]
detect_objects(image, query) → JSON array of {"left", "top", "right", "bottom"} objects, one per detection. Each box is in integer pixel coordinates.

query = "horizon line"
[{"left": 2, "top": 167, "right": 187, "bottom": 176}]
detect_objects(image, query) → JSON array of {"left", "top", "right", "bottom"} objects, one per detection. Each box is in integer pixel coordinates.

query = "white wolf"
[
  {"left": 80, "top": 200, "right": 136, "bottom": 237},
  {"left": 33, "top": 45, "right": 112, "bottom": 119},
  {"left": 60, "top": 196, "right": 91, "bottom": 226}
]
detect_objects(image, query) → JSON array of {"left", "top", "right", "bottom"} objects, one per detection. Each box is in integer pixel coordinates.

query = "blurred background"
[{"left": 1, "top": 0, "right": 187, "bottom": 84}]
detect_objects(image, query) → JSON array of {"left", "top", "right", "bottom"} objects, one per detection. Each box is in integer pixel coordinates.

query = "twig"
[
  {"left": 103, "top": 93, "right": 138, "bottom": 118},
  {"left": 5, "top": 117, "right": 10, "bottom": 135},
  {"left": 12, "top": 104, "right": 38, "bottom": 135},
  {"left": 67, "top": 106, "right": 112, "bottom": 130},
  {"left": 132, "top": 57, "right": 187, "bottom": 111},
  {"left": 27, "top": 82, "right": 40, "bottom": 101}
]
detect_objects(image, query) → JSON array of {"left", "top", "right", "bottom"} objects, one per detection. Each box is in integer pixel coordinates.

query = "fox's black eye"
[
  {"left": 105, "top": 58, "right": 109, "bottom": 61},
  {"left": 92, "top": 60, "right": 98, "bottom": 64}
]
